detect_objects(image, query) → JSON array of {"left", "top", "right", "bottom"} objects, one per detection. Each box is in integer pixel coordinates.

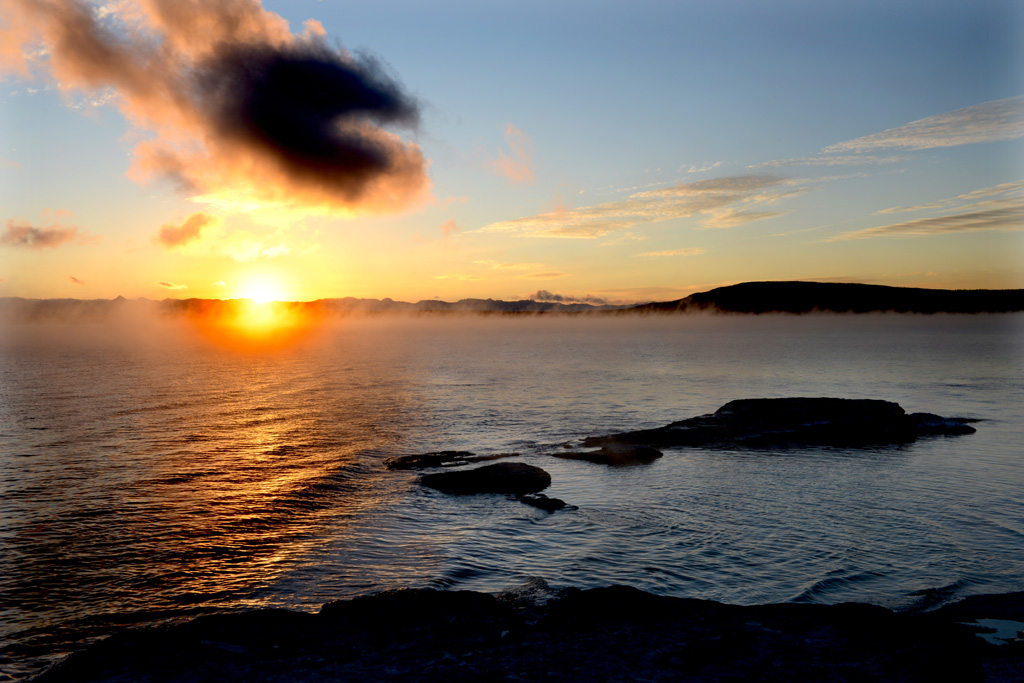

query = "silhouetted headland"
[
  {"left": 32, "top": 585, "right": 1024, "bottom": 682},
  {"left": 630, "top": 281, "right": 1024, "bottom": 314}
]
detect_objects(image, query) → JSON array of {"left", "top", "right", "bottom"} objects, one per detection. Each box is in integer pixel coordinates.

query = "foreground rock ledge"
[
  {"left": 32, "top": 586, "right": 1024, "bottom": 682},
  {"left": 583, "top": 397, "right": 977, "bottom": 450}
]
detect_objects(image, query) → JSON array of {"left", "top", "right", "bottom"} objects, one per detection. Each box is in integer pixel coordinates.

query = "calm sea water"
[{"left": 2, "top": 313, "right": 1022, "bottom": 679}]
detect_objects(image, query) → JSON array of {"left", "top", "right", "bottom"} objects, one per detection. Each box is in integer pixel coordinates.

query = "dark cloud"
[
  {"left": 528, "top": 290, "right": 608, "bottom": 305},
  {"left": 69, "top": 276, "right": 85, "bottom": 285},
  {"left": 3, "top": 0, "right": 430, "bottom": 215},
  {"left": 194, "top": 41, "right": 420, "bottom": 203},
  {"left": 1, "top": 220, "right": 86, "bottom": 249}
]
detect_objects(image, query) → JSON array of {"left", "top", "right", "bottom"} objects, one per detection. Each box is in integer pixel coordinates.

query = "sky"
[{"left": 0, "top": 0, "right": 1022, "bottom": 304}]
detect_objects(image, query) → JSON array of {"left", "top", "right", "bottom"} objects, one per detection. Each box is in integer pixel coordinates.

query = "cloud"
[
  {"left": 217, "top": 231, "right": 291, "bottom": 261},
  {"left": 699, "top": 207, "right": 788, "bottom": 229},
  {"left": 211, "top": 280, "right": 226, "bottom": 286},
  {"left": 470, "top": 259, "right": 566, "bottom": 279},
  {"left": 158, "top": 281, "right": 188, "bottom": 289},
  {"left": 749, "top": 155, "right": 905, "bottom": 169},
  {"left": 474, "top": 260, "right": 546, "bottom": 272},
  {"left": 1, "top": 219, "right": 90, "bottom": 248},
  {"left": 434, "top": 273, "right": 481, "bottom": 281},
  {"left": 1, "top": 0, "right": 430, "bottom": 217},
  {"left": 486, "top": 124, "right": 534, "bottom": 183},
  {"left": 518, "top": 271, "right": 569, "bottom": 279},
  {"left": 439, "top": 219, "right": 459, "bottom": 240},
  {"left": 68, "top": 275, "right": 85, "bottom": 285},
  {"left": 528, "top": 290, "right": 608, "bottom": 305},
  {"left": 635, "top": 248, "right": 706, "bottom": 257},
  {"left": 477, "top": 174, "right": 796, "bottom": 238},
  {"left": 686, "top": 161, "right": 722, "bottom": 173},
  {"left": 823, "top": 96, "right": 1024, "bottom": 153},
  {"left": 873, "top": 180, "right": 1024, "bottom": 215},
  {"left": 831, "top": 196, "right": 1024, "bottom": 241},
  {"left": 156, "top": 212, "right": 220, "bottom": 247}
]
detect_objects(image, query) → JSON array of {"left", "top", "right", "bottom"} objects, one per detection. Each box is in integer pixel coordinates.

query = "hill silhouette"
[
  {"left": 2, "top": 282, "right": 1022, "bottom": 321},
  {"left": 630, "top": 281, "right": 1024, "bottom": 314}
]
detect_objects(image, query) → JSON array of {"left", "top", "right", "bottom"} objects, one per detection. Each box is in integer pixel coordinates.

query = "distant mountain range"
[{"left": 1, "top": 281, "right": 1022, "bottom": 321}]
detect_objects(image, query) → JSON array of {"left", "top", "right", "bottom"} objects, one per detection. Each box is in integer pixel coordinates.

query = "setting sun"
[{"left": 239, "top": 277, "right": 288, "bottom": 304}]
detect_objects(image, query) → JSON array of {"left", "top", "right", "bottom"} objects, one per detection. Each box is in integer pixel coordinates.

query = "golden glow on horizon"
[
  {"left": 238, "top": 276, "right": 289, "bottom": 304},
  {"left": 188, "top": 299, "right": 319, "bottom": 352}
]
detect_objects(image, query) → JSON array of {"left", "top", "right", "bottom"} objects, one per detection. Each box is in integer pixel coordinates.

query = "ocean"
[{"left": 2, "top": 312, "right": 1022, "bottom": 680}]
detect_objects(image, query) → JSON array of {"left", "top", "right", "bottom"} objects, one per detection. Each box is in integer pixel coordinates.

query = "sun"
[{"left": 239, "top": 277, "right": 288, "bottom": 303}]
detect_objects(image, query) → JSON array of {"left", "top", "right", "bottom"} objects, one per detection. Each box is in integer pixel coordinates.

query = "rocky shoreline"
[
  {"left": 388, "top": 398, "right": 978, "bottom": 510},
  {"left": 31, "top": 585, "right": 1024, "bottom": 682}
]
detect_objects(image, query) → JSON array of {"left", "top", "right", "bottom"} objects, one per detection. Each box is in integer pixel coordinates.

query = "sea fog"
[{"left": 1, "top": 310, "right": 1022, "bottom": 679}]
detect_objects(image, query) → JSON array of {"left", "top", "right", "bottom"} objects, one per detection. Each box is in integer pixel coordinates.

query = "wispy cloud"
[
  {"left": 831, "top": 188, "right": 1024, "bottom": 241},
  {"left": 636, "top": 248, "right": 705, "bottom": 257},
  {"left": 157, "top": 212, "right": 221, "bottom": 247},
  {"left": 434, "top": 273, "right": 481, "bottom": 281},
  {"left": 158, "top": 281, "right": 188, "bottom": 290},
  {"left": 823, "top": 96, "right": 1024, "bottom": 153},
  {"left": 873, "top": 180, "right": 1024, "bottom": 215},
  {"left": 699, "top": 207, "right": 789, "bottom": 229},
  {"left": 474, "top": 260, "right": 546, "bottom": 272},
  {"left": 472, "top": 259, "right": 566, "bottom": 279},
  {"left": 477, "top": 174, "right": 797, "bottom": 238},
  {"left": 749, "top": 155, "right": 905, "bottom": 169},
  {"left": 686, "top": 161, "right": 722, "bottom": 173},
  {"left": 1, "top": 219, "right": 92, "bottom": 249},
  {"left": 1, "top": 0, "right": 429, "bottom": 217},
  {"left": 486, "top": 124, "right": 534, "bottom": 183},
  {"left": 600, "top": 231, "right": 647, "bottom": 247},
  {"left": 212, "top": 280, "right": 226, "bottom": 287},
  {"left": 518, "top": 271, "right": 569, "bottom": 279},
  {"left": 68, "top": 275, "right": 85, "bottom": 286}
]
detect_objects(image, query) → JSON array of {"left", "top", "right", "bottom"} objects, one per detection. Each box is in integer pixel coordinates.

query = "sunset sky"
[{"left": 1, "top": 0, "right": 1022, "bottom": 304}]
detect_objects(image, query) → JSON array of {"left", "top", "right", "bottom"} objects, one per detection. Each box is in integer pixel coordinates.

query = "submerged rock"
[
  {"left": 518, "top": 493, "right": 573, "bottom": 512},
  {"left": 384, "top": 451, "right": 517, "bottom": 470},
  {"left": 419, "top": 462, "right": 551, "bottom": 495},
  {"left": 583, "top": 397, "right": 976, "bottom": 450},
  {"left": 553, "top": 443, "right": 663, "bottom": 466}
]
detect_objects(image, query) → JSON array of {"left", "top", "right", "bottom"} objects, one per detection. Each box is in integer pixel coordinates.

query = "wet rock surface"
[
  {"left": 384, "top": 451, "right": 517, "bottom": 470},
  {"left": 33, "top": 586, "right": 1024, "bottom": 683},
  {"left": 553, "top": 443, "right": 663, "bottom": 466},
  {"left": 583, "top": 397, "right": 977, "bottom": 450},
  {"left": 419, "top": 462, "right": 552, "bottom": 495}
]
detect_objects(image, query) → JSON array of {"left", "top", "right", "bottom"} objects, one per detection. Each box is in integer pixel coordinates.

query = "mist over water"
[{"left": 2, "top": 312, "right": 1022, "bottom": 679}]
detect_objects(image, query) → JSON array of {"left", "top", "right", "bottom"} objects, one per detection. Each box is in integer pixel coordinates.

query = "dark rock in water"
[
  {"left": 583, "top": 397, "right": 976, "bottom": 450},
  {"left": 419, "top": 462, "right": 551, "bottom": 495},
  {"left": 384, "top": 450, "right": 517, "bottom": 470},
  {"left": 37, "top": 586, "right": 1023, "bottom": 682},
  {"left": 554, "top": 443, "right": 663, "bottom": 466},
  {"left": 518, "top": 493, "right": 573, "bottom": 512}
]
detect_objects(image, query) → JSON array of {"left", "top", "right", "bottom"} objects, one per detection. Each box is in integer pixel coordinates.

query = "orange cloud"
[
  {"left": 486, "top": 124, "right": 534, "bottom": 183},
  {"left": 1, "top": 219, "right": 90, "bottom": 248},
  {"left": 1, "top": 0, "right": 430, "bottom": 217},
  {"left": 68, "top": 275, "right": 85, "bottom": 285},
  {"left": 439, "top": 219, "right": 459, "bottom": 240},
  {"left": 157, "top": 212, "right": 220, "bottom": 247}
]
